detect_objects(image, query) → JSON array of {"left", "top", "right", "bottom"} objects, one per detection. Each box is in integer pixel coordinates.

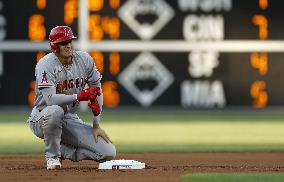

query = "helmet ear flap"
[{"left": 50, "top": 42, "right": 59, "bottom": 53}]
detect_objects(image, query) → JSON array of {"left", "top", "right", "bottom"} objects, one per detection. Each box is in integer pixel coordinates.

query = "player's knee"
[
  {"left": 104, "top": 155, "right": 115, "bottom": 161},
  {"left": 43, "top": 105, "right": 64, "bottom": 127},
  {"left": 98, "top": 155, "right": 115, "bottom": 163},
  {"left": 103, "top": 144, "right": 116, "bottom": 160}
]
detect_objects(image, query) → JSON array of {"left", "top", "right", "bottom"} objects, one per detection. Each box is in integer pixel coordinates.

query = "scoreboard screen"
[{"left": 0, "top": 0, "right": 284, "bottom": 109}]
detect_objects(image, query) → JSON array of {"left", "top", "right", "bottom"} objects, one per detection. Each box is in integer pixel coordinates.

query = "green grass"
[
  {"left": 3, "top": 109, "right": 284, "bottom": 123},
  {"left": 180, "top": 173, "right": 284, "bottom": 182},
  {"left": 1, "top": 110, "right": 284, "bottom": 154}
]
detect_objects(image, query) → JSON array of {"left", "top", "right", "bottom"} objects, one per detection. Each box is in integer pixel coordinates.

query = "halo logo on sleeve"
[{"left": 41, "top": 71, "right": 49, "bottom": 84}]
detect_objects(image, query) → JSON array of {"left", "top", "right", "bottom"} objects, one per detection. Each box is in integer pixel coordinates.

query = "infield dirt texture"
[{"left": 1, "top": 153, "right": 284, "bottom": 181}]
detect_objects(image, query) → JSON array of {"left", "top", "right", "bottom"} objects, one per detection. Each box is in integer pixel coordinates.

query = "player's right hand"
[{"left": 77, "top": 87, "right": 101, "bottom": 101}]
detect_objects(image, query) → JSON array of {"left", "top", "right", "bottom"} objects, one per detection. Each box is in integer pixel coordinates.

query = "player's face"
[{"left": 57, "top": 39, "right": 73, "bottom": 58}]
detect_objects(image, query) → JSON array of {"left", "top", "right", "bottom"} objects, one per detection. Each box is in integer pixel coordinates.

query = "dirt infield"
[{"left": 1, "top": 153, "right": 284, "bottom": 182}]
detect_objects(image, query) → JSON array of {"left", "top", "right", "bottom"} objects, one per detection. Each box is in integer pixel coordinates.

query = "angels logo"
[
  {"left": 41, "top": 71, "right": 48, "bottom": 84},
  {"left": 64, "top": 27, "right": 71, "bottom": 37}
]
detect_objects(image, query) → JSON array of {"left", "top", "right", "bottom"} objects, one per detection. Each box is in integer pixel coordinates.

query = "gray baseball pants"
[{"left": 27, "top": 105, "right": 116, "bottom": 162}]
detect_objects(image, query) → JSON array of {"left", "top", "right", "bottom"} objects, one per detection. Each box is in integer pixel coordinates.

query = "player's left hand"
[{"left": 93, "top": 125, "right": 112, "bottom": 143}]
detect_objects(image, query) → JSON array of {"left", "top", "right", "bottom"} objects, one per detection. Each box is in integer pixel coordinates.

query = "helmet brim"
[{"left": 52, "top": 36, "right": 77, "bottom": 44}]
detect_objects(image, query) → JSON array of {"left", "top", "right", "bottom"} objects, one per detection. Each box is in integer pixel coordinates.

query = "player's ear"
[{"left": 50, "top": 42, "right": 59, "bottom": 53}]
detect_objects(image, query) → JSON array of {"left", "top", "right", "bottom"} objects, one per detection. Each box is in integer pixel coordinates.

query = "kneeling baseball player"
[{"left": 27, "top": 25, "right": 116, "bottom": 170}]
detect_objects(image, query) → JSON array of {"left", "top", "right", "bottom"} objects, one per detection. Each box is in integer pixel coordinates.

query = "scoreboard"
[{"left": 0, "top": 0, "right": 284, "bottom": 109}]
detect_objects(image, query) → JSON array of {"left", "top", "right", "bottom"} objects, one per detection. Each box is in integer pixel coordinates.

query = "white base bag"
[{"left": 98, "top": 159, "right": 145, "bottom": 170}]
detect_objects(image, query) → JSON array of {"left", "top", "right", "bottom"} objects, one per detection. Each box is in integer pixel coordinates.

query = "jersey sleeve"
[{"left": 35, "top": 60, "right": 56, "bottom": 89}]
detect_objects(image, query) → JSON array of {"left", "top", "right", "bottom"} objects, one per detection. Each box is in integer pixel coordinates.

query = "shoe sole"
[{"left": 47, "top": 164, "right": 61, "bottom": 170}]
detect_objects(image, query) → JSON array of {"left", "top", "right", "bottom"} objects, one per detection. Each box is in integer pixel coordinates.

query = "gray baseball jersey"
[
  {"left": 27, "top": 51, "right": 115, "bottom": 162},
  {"left": 34, "top": 51, "right": 101, "bottom": 113}
]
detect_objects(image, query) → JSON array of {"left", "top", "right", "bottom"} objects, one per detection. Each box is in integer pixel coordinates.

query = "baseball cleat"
[{"left": 46, "top": 158, "right": 62, "bottom": 170}]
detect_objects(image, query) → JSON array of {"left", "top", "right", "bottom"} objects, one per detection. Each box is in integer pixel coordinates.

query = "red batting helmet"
[{"left": 49, "top": 26, "right": 76, "bottom": 53}]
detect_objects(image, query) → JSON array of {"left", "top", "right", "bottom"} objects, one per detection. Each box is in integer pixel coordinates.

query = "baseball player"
[{"left": 27, "top": 25, "right": 116, "bottom": 170}]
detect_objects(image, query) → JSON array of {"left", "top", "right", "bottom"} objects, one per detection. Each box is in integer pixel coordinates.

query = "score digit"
[
  {"left": 28, "top": 14, "right": 46, "bottom": 41},
  {"left": 250, "top": 81, "right": 268, "bottom": 108}
]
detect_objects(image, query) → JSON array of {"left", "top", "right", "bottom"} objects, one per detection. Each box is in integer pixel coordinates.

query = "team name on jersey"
[{"left": 56, "top": 78, "right": 87, "bottom": 93}]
